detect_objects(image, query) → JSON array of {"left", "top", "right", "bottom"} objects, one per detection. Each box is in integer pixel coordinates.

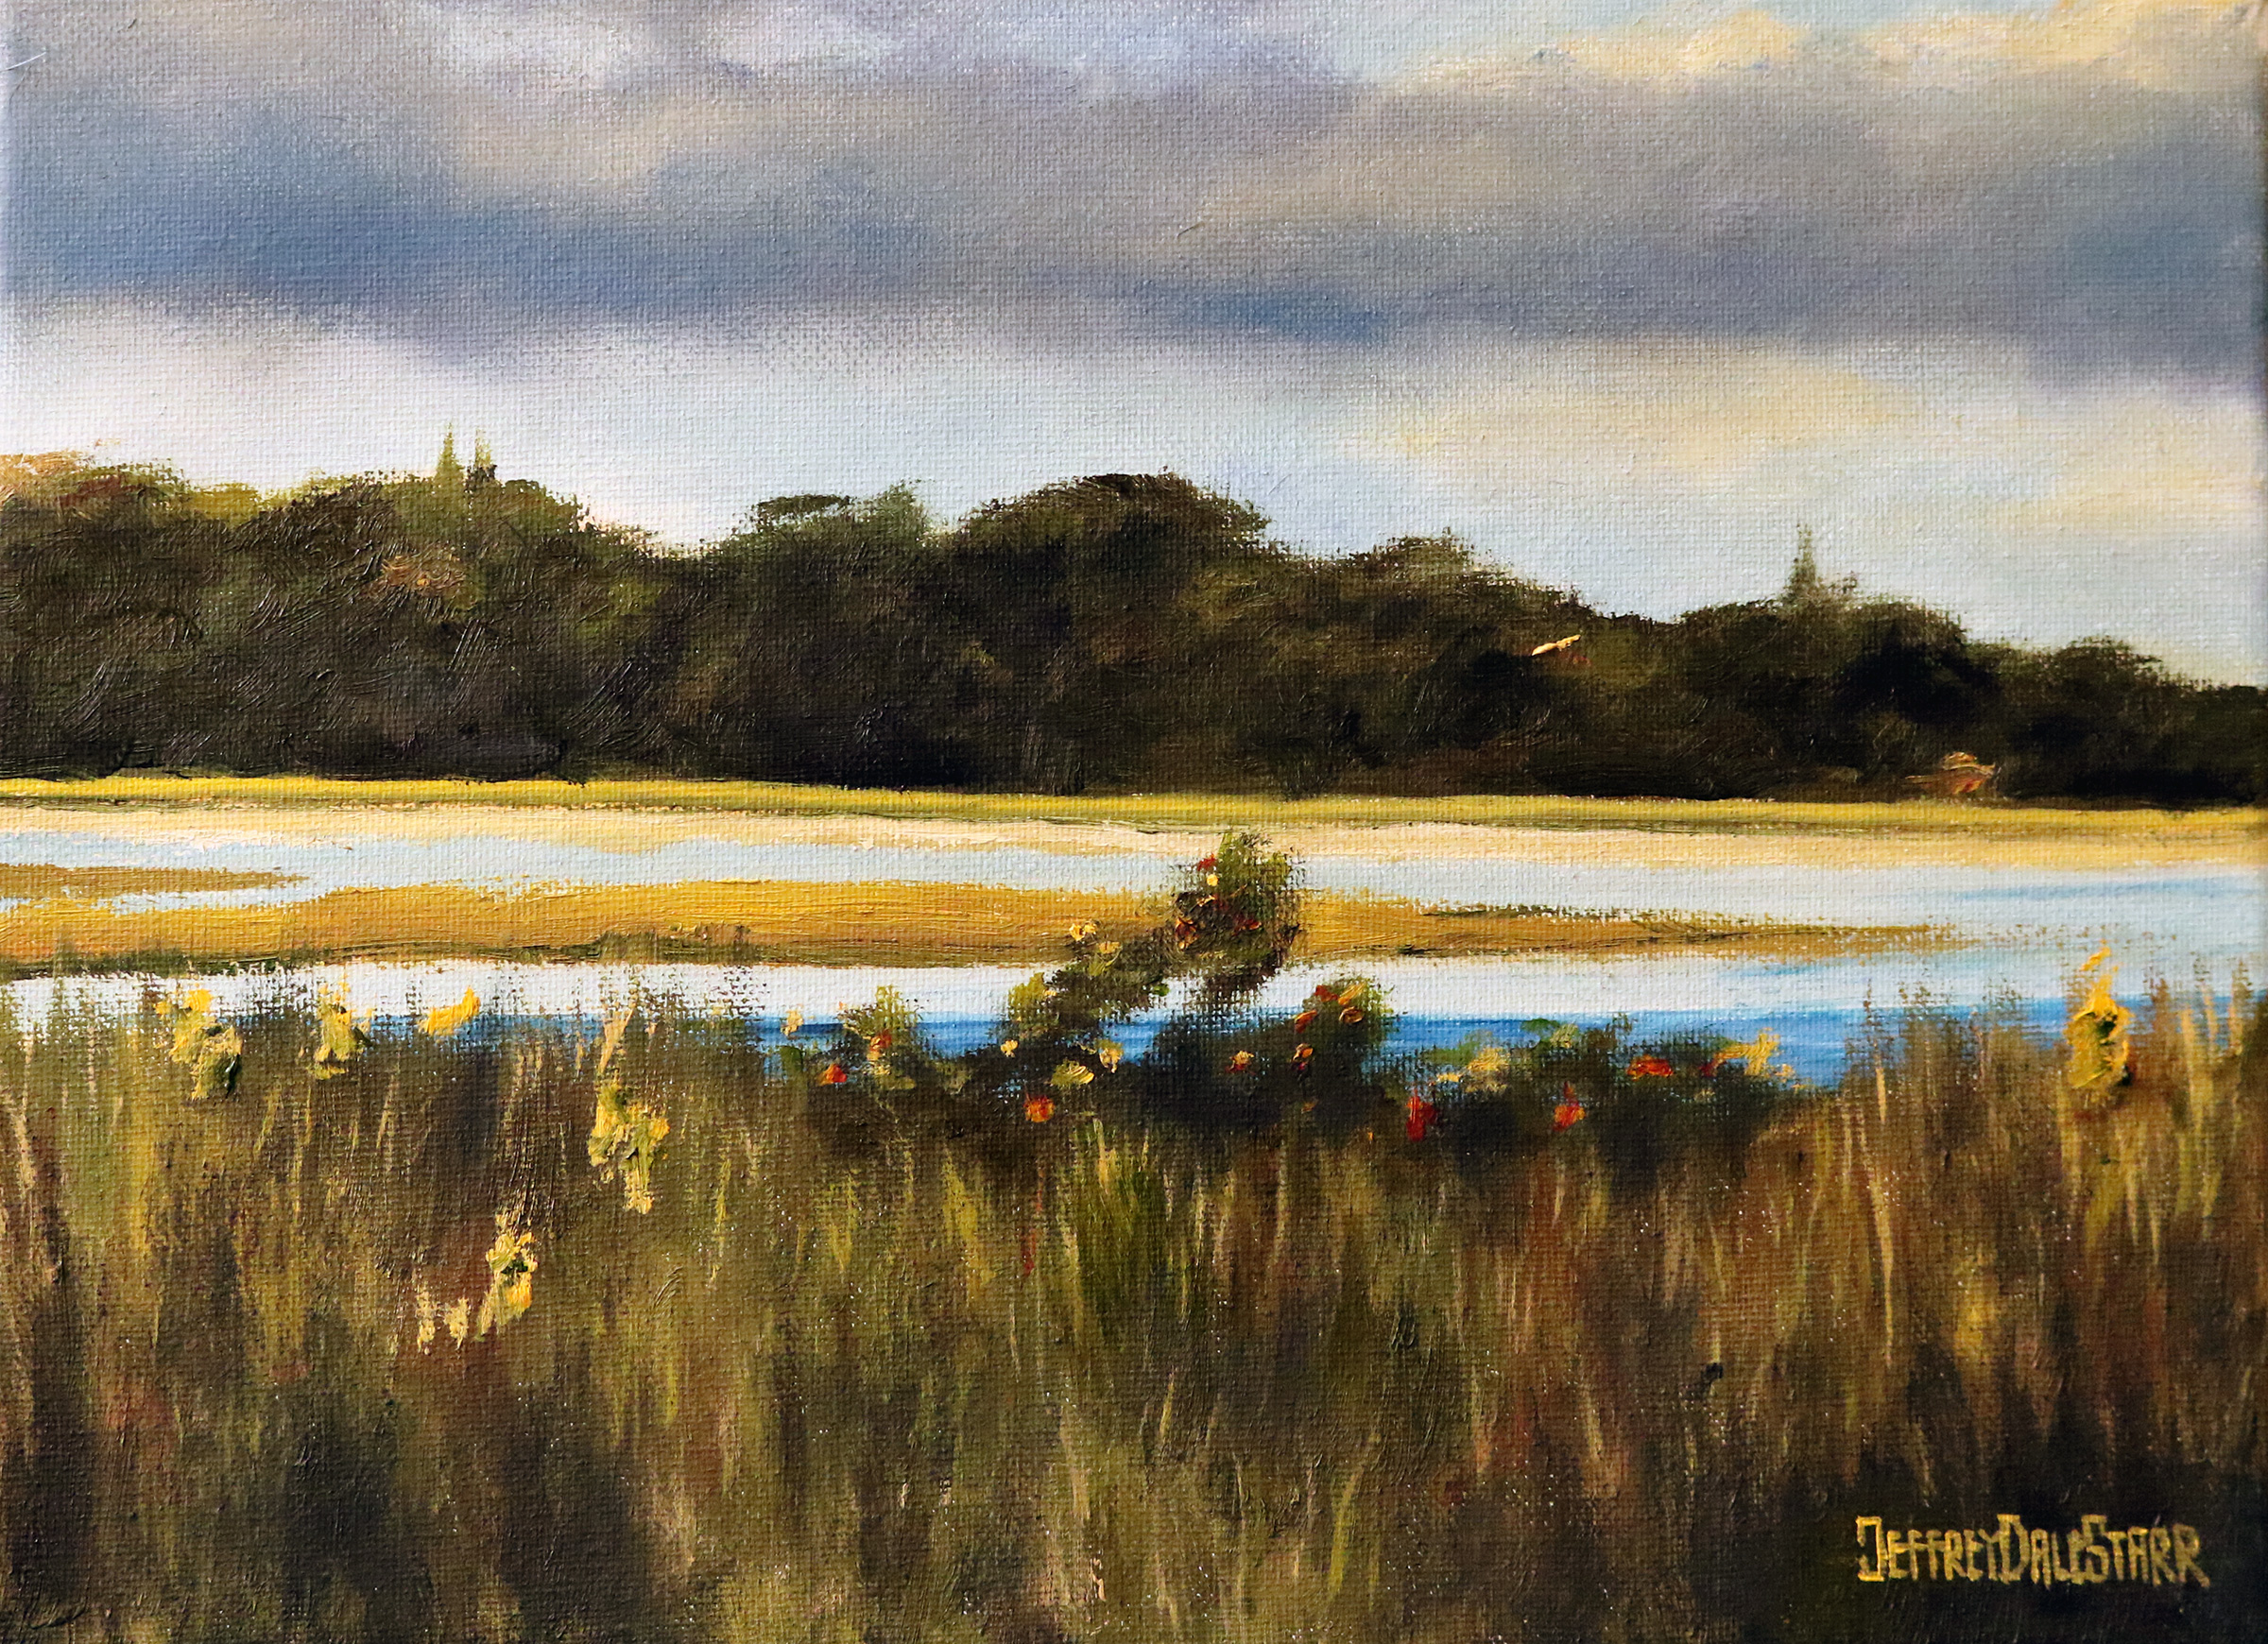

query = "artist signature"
[{"left": 1855, "top": 1516, "right": 2208, "bottom": 1587}]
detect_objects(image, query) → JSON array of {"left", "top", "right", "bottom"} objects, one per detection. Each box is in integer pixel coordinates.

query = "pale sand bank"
[
  {"left": 0, "top": 794, "right": 2250, "bottom": 875},
  {"left": 0, "top": 879, "right": 1924, "bottom": 973}
]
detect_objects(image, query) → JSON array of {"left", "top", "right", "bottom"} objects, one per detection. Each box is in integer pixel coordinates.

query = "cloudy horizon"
[{"left": 4, "top": 0, "right": 2260, "bottom": 679}]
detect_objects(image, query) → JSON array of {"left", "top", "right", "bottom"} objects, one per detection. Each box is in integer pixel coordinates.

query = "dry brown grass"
[
  {"left": 0, "top": 877, "right": 1916, "bottom": 970},
  {"left": 0, "top": 863, "right": 301, "bottom": 899},
  {"left": 0, "top": 969, "right": 2250, "bottom": 1642},
  {"left": 0, "top": 773, "right": 2252, "bottom": 860}
]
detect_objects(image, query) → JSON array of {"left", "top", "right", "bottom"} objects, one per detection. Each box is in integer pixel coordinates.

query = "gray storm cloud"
[{"left": 4, "top": 0, "right": 2258, "bottom": 372}]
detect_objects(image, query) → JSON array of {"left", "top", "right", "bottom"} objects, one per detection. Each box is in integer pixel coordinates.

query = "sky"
[{"left": 2, "top": 0, "right": 2261, "bottom": 680}]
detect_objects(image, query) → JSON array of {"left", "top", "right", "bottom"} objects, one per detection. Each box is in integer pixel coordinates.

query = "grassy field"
[
  {"left": 0, "top": 773, "right": 2257, "bottom": 848},
  {"left": 0, "top": 968, "right": 2253, "bottom": 1642}
]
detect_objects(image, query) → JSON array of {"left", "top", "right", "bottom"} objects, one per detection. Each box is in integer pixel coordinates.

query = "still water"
[{"left": 0, "top": 805, "right": 2256, "bottom": 1078}]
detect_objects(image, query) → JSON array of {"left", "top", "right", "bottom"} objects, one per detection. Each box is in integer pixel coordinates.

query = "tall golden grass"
[{"left": 0, "top": 960, "right": 2251, "bottom": 1641}]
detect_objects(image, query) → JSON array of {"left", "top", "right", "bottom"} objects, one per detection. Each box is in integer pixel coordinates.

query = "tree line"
[{"left": 0, "top": 445, "right": 2258, "bottom": 802}]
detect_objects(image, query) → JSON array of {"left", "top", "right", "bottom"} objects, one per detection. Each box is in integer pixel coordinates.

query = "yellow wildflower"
[
  {"left": 421, "top": 988, "right": 479, "bottom": 1037},
  {"left": 313, "top": 988, "right": 369, "bottom": 1079},
  {"left": 590, "top": 1072, "right": 671, "bottom": 1214},
  {"left": 164, "top": 989, "right": 243, "bottom": 1101},
  {"left": 1713, "top": 1030, "right": 1780, "bottom": 1073},
  {"left": 476, "top": 1211, "right": 537, "bottom": 1336},
  {"left": 2066, "top": 956, "right": 2133, "bottom": 1092}
]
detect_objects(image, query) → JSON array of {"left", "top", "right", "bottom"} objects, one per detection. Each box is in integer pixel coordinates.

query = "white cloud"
[
  {"left": 8, "top": 301, "right": 2259, "bottom": 680},
  {"left": 1413, "top": 0, "right": 2260, "bottom": 91},
  {"left": 1865, "top": 0, "right": 2262, "bottom": 92},
  {"left": 701, "top": 5, "right": 894, "bottom": 74},
  {"left": 1360, "top": 337, "right": 2265, "bottom": 677},
  {"left": 424, "top": 3, "right": 665, "bottom": 91}
]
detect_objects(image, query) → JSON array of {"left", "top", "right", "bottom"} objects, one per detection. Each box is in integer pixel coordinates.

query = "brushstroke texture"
[{"left": 1, "top": 457, "right": 2258, "bottom": 798}]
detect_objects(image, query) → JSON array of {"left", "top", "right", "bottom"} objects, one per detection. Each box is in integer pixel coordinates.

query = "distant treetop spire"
[
  {"left": 1782, "top": 523, "right": 1822, "bottom": 607},
  {"left": 435, "top": 429, "right": 464, "bottom": 492}
]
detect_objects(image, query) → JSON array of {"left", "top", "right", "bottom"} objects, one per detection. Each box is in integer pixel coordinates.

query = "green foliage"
[
  {"left": 1419, "top": 1019, "right": 1796, "bottom": 1188},
  {"left": 801, "top": 837, "right": 1340, "bottom": 1147},
  {"left": 0, "top": 453, "right": 2252, "bottom": 800},
  {"left": 789, "top": 839, "right": 1817, "bottom": 1181},
  {"left": 657, "top": 486, "right": 966, "bottom": 785},
  {"left": 1167, "top": 830, "right": 1301, "bottom": 1002}
]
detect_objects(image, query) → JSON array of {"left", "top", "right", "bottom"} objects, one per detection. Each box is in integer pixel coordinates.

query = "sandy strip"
[
  {"left": 1265, "top": 821, "right": 2262, "bottom": 874},
  {"left": 0, "top": 879, "right": 1918, "bottom": 972},
  {"left": 0, "top": 800, "right": 2250, "bottom": 874},
  {"left": 0, "top": 863, "right": 301, "bottom": 899}
]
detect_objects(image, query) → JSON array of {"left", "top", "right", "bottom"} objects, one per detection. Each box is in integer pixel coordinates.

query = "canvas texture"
[{"left": 0, "top": 2, "right": 2259, "bottom": 1639}]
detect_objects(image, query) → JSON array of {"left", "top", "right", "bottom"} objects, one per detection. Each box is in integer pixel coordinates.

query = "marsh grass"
[
  {"left": 0, "top": 775, "right": 2256, "bottom": 848},
  {"left": 0, "top": 880, "right": 1899, "bottom": 978},
  {"left": 0, "top": 954, "right": 2251, "bottom": 1641}
]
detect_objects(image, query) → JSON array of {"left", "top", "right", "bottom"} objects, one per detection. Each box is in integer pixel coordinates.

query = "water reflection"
[
  {"left": 0, "top": 805, "right": 2253, "bottom": 1074},
  {"left": 0, "top": 949, "right": 2180, "bottom": 1083}
]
